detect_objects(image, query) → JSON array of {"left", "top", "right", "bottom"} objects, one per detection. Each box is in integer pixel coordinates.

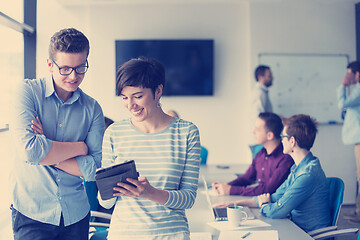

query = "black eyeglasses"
[
  {"left": 280, "top": 134, "right": 292, "bottom": 139},
  {"left": 51, "top": 59, "right": 89, "bottom": 75}
]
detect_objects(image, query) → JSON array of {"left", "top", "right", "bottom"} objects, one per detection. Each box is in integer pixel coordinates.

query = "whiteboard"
[{"left": 258, "top": 53, "right": 349, "bottom": 123}]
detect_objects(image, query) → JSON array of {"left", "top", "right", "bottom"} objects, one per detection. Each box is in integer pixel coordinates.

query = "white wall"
[
  {"left": 38, "top": 0, "right": 357, "bottom": 203},
  {"left": 86, "top": 3, "right": 252, "bottom": 166}
]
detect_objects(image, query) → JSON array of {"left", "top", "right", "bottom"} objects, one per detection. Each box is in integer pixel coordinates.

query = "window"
[
  {"left": 0, "top": 24, "right": 23, "bottom": 127},
  {"left": 0, "top": 1, "right": 33, "bottom": 237},
  {"left": 0, "top": 0, "right": 35, "bottom": 127}
]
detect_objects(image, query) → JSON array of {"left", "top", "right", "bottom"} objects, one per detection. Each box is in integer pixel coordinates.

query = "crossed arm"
[{"left": 31, "top": 116, "right": 87, "bottom": 176}]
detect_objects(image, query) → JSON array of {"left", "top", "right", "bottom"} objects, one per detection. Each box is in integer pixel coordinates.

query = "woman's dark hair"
[
  {"left": 284, "top": 114, "right": 318, "bottom": 151},
  {"left": 116, "top": 57, "right": 165, "bottom": 97}
]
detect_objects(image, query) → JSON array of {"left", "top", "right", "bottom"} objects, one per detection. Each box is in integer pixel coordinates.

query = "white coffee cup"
[{"left": 227, "top": 206, "right": 248, "bottom": 227}]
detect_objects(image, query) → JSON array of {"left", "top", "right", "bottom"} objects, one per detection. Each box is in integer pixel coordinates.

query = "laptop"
[{"left": 201, "top": 175, "right": 255, "bottom": 221}]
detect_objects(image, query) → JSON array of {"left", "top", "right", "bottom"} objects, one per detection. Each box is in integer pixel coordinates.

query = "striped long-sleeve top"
[{"left": 101, "top": 118, "right": 201, "bottom": 239}]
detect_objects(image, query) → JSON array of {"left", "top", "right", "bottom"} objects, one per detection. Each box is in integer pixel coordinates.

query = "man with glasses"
[
  {"left": 10, "top": 28, "right": 105, "bottom": 240},
  {"left": 212, "top": 112, "right": 293, "bottom": 196}
]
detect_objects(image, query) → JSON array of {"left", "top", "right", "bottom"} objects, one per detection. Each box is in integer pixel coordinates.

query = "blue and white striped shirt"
[{"left": 101, "top": 118, "right": 201, "bottom": 238}]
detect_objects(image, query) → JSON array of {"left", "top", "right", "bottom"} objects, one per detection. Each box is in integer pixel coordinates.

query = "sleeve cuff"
[
  {"left": 76, "top": 155, "right": 96, "bottom": 181},
  {"left": 253, "top": 196, "right": 260, "bottom": 207},
  {"left": 97, "top": 191, "right": 117, "bottom": 209},
  {"left": 163, "top": 190, "right": 173, "bottom": 207}
]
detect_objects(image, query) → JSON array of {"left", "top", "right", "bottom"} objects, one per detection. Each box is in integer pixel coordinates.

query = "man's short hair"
[
  {"left": 258, "top": 112, "right": 283, "bottom": 139},
  {"left": 116, "top": 57, "right": 166, "bottom": 97},
  {"left": 254, "top": 65, "right": 270, "bottom": 82},
  {"left": 283, "top": 114, "right": 318, "bottom": 151},
  {"left": 49, "top": 28, "right": 90, "bottom": 60},
  {"left": 347, "top": 61, "right": 360, "bottom": 75}
]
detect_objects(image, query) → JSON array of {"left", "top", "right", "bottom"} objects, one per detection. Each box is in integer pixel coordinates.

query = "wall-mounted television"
[{"left": 115, "top": 39, "right": 214, "bottom": 96}]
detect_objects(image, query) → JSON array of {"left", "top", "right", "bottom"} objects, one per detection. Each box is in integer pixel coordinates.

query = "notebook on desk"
[{"left": 201, "top": 175, "right": 255, "bottom": 221}]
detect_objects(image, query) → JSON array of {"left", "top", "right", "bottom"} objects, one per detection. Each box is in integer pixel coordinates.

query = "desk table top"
[{"left": 186, "top": 164, "right": 313, "bottom": 240}]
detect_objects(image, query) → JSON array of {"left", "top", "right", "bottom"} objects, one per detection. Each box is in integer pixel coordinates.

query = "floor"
[{"left": 336, "top": 205, "right": 360, "bottom": 240}]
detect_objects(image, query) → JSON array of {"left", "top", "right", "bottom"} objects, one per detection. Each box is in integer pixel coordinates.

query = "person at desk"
[
  {"left": 215, "top": 114, "right": 331, "bottom": 233},
  {"left": 100, "top": 57, "right": 201, "bottom": 240},
  {"left": 336, "top": 61, "right": 360, "bottom": 222},
  {"left": 212, "top": 112, "right": 294, "bottom": 196}
]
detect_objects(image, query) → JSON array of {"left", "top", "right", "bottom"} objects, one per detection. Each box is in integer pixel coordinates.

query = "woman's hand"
[
  {"left": 114, "top": 177, "right": 153, "bottom": 198},
  {"left": 113, "top": 177, "right": 169, "bottom": 205},
  {"left": 31, "top": 116, "right": 44, "bottom": 135}
]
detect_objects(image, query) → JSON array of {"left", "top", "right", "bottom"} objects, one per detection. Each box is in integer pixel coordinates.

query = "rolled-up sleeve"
[
  {"left": 76, "top": 101, "right": 105, "bottom": 181},
  {"left": 12, "top": 80, "right": 53, "bottom": 165},
  {"left": 261, "top": 173, "right": 315, "bottom": 219},
  {"left": 337, "top": 84, "right": 360, "bottom": 109}
]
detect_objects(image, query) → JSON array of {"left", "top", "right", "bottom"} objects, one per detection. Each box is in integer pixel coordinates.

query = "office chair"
[
  {"left": 308, "top": 177, "right": 357, "bottom": 240},
  {"left": 249, "top": 144, "right": 263, "bottom": 159},
  {"left": 84, "top": 181, "right": 111, "bottom": 240},
  {"left": 90, "top": 230, "right": 109, "bottom": 240},
  {"left": 310, "top": 228, "right": 359, "bottom": 240},
  {"left": 84, "top": 181, "right": 99, "bottom": 212},
  {"left": 89, "top": 211, "right": 111, "bottom": 240},
  {"left": 200, "top": 146, "right": 208, "bottom": 165}
]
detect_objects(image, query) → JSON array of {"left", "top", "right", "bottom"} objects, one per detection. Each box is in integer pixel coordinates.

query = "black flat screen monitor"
[{"left": 115, "top": 39, "right": 214, "bottom": 96}]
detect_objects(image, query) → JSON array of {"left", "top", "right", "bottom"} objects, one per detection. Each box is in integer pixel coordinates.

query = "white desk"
[{"left": 186, "top": 165, "right": 314, "bottom": 240}]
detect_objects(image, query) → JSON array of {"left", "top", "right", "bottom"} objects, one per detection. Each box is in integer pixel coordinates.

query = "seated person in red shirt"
[{"left": 212, "top": 112, "right": 294, "bottom": 196}]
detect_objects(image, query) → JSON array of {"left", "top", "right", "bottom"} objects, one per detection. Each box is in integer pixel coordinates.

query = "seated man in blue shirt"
[
  {"left": 212, "top": 112, "right": 294, "bottom": 196},
  {"left": 214, "top": 114, "right": 331, "bottom": 233},
  {"left": 10, "top": 28, "right": 105, "bottom": 240}
]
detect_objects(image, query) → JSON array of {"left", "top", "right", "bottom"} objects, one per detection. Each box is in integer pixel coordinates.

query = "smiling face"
[
  {"left": 47, "top": 51, "right": 88, "bottom": 102},
  {"left": 120, "top": 85, "right": 162, "bottom": 123}
]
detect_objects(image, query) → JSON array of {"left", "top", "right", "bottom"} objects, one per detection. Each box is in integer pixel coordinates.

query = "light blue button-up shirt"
[
  {"left": 254, "top": 152, "right": 331, "bottom": 232},
  {"left": 337, "top": 84, "right": 360, "bottom": 145},
  {"left": 10, "top": 77, "right": 105, "bottom": 226}
]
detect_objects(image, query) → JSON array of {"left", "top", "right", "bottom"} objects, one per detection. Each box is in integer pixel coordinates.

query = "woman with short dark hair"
[
  {"left": 100, "top": 57, "right": 201, "bottom": 240},
  {"left": 215, "top": 114, "right": 331, "bottom": 233}
]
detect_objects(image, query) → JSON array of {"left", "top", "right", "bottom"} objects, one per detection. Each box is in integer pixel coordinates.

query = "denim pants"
[{"left": 12, "top": 207, "right": 90, "bottom": 240}]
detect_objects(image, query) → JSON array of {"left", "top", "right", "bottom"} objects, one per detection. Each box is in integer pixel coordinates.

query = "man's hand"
[
  {"left": 31, "top": 116, "right": 44, "bottom": 135},
  {"left": 342, "top": 70, "right": 356, "bottom": 86},
  {"left": 258, "top": 193, "right": 271, "bottom": 207},
  {"left": 212, "top": 201, "right": 234, "bottom": 208},
  {"left": 212, "top": 181, "right": 231, "bottom": 195},
  {"left": 80, "top": 142, "right": 88, "bottom": 156}
]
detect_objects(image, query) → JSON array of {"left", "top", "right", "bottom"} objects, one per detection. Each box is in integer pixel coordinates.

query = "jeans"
[{"left": 12, "top": 206, "right": 90, "bottom": 240}]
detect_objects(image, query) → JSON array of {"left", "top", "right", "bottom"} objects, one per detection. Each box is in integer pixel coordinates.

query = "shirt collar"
[
  {"left": 45, "top": 75, "right": 82, "bottom": 104},
  {"left": 262, "top": 142, "right": 283, "bottom": 157},
  {"left": 256, "top": 82, "right": 269, "bottom": 92},
  {"left": 291, "top": 152, "right": 315, "bottom": 172},
  {"left": 45, "top": 75, "right": 55, "bottom": 98}
]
